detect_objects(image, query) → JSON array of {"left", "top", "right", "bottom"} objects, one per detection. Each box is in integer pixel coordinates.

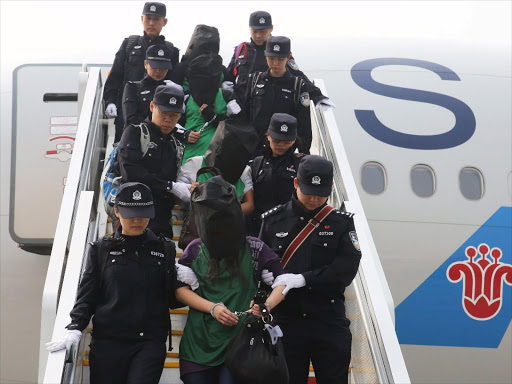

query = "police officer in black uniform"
[
  {"left": 116, "top": 83, "right": 191, "bottom": 237},
  {"left": 249, "top": 113, "right": 304, "bottom": 235},
  {"left": 47, "top": 182, "right": 177, "bottom": 384},
  {"left": 104, "top": 2, "right": 180, "bottom": 142},
  {"left": 244, "top": 36, "right": 313, "bottom": 154},
  {"left": 259, "top": 155, "right": 362, "bottom": 384},
  {"left": 122, "top": 44, "right": 174, "bottom": 127},
  {"left": 227, "top": 11, "right": 331, "bottom": 107}
]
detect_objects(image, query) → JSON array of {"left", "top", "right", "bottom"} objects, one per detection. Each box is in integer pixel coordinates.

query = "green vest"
[
  {"left": 182, "top": 90, "right": 227, "bottom": 163},
  {"left": 179, "top": 241, "right": 257, "bottom": 366}
]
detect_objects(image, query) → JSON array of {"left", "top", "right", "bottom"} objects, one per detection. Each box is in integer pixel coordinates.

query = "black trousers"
[
  {"left": 89, "top": 338, "right": 166, "bottom": 384},
  {"left": 149, "top": 195, "right": 175, "bottom": 238},
  {"left": 276, "top": 314, "right": 352, "bottom": 384}
]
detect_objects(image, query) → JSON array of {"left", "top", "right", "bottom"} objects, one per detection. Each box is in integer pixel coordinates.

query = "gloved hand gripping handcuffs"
[{"left": 46, "top": 329, "right": 82, "bottom": 359}]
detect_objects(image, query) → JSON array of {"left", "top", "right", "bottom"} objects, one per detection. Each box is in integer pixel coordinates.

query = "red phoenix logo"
[{"left": 447, "top": 244, "right": 512, "bottom": 321}]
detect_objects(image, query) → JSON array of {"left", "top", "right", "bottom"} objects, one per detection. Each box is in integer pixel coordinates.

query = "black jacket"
[
  {"left": 250, "top": 147, "right": 304, "bottom": 217},
  {"left": 122, "top": 75, "right": 166, "bottom": 127},
  {"left": 259, "top": 194, "right": 362, "bottom": 319},
  {"left": 226, "top": 39, "right": 325, "bottom": 105},
  {"left": 67, "top": 229, "right": 175, "bottom": 341},
  {"left": 116, "top": 118, "right": 183, "bottom": 200},
  {"left": 103, "top": 33, "right": 179, "bottom": 108},
  {"left": 244, "top": 70, "right": 312, "bottom": 153}
]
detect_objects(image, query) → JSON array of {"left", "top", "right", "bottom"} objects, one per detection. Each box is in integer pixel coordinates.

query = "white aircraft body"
[
  {"left": 308, "top": 39, "right": 512, "bottom": 383},
  {"left": 1, "top": 2, "right": 510, "bottom": 384}
]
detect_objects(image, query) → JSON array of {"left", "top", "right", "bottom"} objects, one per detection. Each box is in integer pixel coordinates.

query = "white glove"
[
  {"left": 316, "top": 98, "right": 336, "bottom": 110},
  {"left": 46, "top": 329, "right": 82, "bottom": 353},
  {"left": 105, "top": 103, "right": 118, "bottom": 118},
  {"left": 226, "top": 99, "right": 241, "bottom": 116},
  {"left": 171, "top": 181, "right": 191, "bottom": 202},
  {"left": 221, "top": 81, "right": 234, "bottom": 91},
  {"left": 261, "top": 269, "right": 274, "bottom": 286},
  {"left": 176, "top": 263, "right": 199, "bottom": 291},
  {"left": 272, "top": 273, "right": 306, "bottom": 295}
]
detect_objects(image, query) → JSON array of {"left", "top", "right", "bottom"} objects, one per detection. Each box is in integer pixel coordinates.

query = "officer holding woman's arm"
[
  {"left": 259, "top": 155, "right": 362, "bottom": 384},
  {"left": 46, "top": 183, "right": 177, "bottom": 384}
]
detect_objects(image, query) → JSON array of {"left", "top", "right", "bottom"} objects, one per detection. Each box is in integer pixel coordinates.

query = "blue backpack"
[{"left": 100, "top": 124, "right": 150, "bottom": 217}]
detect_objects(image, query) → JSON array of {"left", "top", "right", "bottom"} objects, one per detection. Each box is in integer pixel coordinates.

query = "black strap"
[
  {"left": 96, "top": 237, "right": 120, "bottom": 288},
  {"left": 196, "top": 166, "right": 222, "bottom": 179},
  {"left": 250, "top": 71, "right": 263, "bottom": 98},
  {"left": 250, "top": 156, "right": 265, "bottom": 183},
  {"left": 125, "top": 35, "right": 140, "bottom": 56},
  {"left": 293, "top": 76, "right": 304, "bottom": 105}
]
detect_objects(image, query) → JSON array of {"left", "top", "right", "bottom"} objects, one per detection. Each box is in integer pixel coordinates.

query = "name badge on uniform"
[
  {"left": 276, "top": 232, "right": 288, "bottom": 238},
  {"left": 110, "top": 251, "right": 123, "bottom": 255},
  {"left": 140, "top": 90, "right": 150, "bottom": 94},
  {"left": 151, "top": 251, "right": 165, "bottom": 258}
]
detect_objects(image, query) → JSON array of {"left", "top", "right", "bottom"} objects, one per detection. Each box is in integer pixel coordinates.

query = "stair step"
[{"left": 170, "top": 309, "right": 189, "bottom": 315}]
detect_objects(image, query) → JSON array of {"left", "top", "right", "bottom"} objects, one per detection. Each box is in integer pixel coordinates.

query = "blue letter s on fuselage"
[{"left": 351, "top": 58, "right": 476, "bottom": 150}]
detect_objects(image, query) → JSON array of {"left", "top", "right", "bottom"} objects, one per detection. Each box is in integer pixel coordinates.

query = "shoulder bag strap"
[{"left": 281, "top": 205, "right": 334, "bottom": 268}]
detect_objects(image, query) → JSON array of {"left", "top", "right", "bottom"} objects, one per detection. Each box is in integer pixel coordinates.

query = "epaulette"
[
  {"left": 333, "top": 209, "right": 355, "bottom": 219},
  {"left": 160, "top": 236, "right": 173, "bottom": 242},
  {"left": 260, "top": 204, "right": 285, "bottom": 219}
]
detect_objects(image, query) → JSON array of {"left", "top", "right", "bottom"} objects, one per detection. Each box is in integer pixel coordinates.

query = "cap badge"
[
  {"left": 169, "top": 97, "right": 177, "bottom": 105},
  {"left": 312, "top": 176, "right": 321, "bottom": 185},
  {"left": 133, "top": 190, "right": 142, "bottom": 200},
  {"left": 280, "top": 124, "right": 288, "bottom": 132},
  {"left": 150, "top": 5, "right": 156, "bottom": 12},
  {"left": 273, "top": 45, "right": 280, "bottom": 52},
  {"left": 158, "top": 49, "right": 164, "bottom": 56},
  {"left": 259, "top": 17, "right": 265, "bottom": 24}
]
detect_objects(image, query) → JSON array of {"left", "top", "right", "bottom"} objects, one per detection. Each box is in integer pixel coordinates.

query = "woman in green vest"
[
  {"left": 180, "top": 53, "right": 244, "bottom": 164},
  {"left": 175, "top": 176, "right": 286, "bottom": 384}
]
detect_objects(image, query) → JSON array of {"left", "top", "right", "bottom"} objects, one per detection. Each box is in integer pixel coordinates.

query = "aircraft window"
[
  {"left": 411, "top": 165, "right": 435, "bottom": 197},
  {"left": 361, "top": 162, "right": 386, "bottom": 194},
  {"left": 459, "top": 167, "right": 484, "bottom": 200}
]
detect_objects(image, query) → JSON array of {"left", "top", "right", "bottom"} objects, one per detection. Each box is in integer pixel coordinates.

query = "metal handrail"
[
  {"left": 310, "top": 79, "right": 410, "bottom": 384},
  {"left": 40, "top": 67, "right": 105, "bottom": 383}
]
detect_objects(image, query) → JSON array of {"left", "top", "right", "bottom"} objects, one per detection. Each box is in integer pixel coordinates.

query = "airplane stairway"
[{"left": 40, "top": 66, "right": 410, "bottom": 384}]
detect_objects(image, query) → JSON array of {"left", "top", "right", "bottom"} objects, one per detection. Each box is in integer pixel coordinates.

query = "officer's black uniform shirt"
[
  {"left": 226, "top": 39, "right": 325, "bottom": 106},
  {"left": 250, "top": 146, "right": 303, "bottom": 217},
  {"left": 122, "top": 74, "right": 166, "bottom": 127},
  {"left": 68, "top": 229, "right": 171, "bottom": 341},
  {"left": 260, "top": 193, "right": 362, "bottom": 319},
  {"left": 116, "top": 118, "right": 180, "bottom": 200},
  {"left": 245, "top": 70, "right": 312, "bottom": 153},
  {"left": 103, "top": 32, "right": 179, "bottom": 108}
]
